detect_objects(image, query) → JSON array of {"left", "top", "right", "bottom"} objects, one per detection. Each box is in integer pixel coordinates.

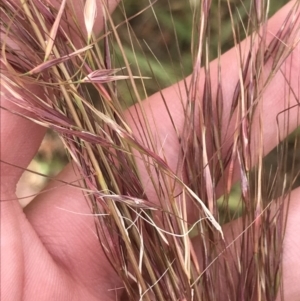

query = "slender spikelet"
[{"left": 84, "top": 0, "right": 97, "bottom": 41}]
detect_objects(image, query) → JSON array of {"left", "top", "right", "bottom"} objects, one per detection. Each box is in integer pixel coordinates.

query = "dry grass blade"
[
  {"left": 1, "top": 0, "right": 300, "bottom": 300},
  {"left": 44, "top": 0, "right": 67, "bottom": 60}
]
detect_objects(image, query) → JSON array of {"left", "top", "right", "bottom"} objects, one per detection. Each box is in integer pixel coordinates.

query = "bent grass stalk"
[{"left": 1, "top": 0, "right": 299, "bottom": 300}]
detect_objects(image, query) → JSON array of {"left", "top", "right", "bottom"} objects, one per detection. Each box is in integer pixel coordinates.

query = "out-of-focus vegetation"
[{"left": 111, "top": 0, "right": 287, "bottom": 104}]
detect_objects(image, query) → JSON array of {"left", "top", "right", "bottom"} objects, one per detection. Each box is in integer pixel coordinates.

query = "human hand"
[
  {"left": 1, "top": 1, "right": 123, "bottom": 300},
  {"left": 1, "top": 1, "right": 300, "bottom": 301}
]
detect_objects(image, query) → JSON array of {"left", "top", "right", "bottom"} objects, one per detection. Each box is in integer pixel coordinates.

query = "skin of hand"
[{"left": 1, "top": 1, "right": 299, "bottom": 301}]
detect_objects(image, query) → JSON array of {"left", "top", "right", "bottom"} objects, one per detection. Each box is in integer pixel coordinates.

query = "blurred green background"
[{"left": 111, "top": 0, "right": 288, "bottom": 103}]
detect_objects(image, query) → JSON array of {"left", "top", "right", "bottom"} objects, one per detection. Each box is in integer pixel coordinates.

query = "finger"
[
  {"left": 1, "top": 194, "right": 96, "bottom": 301},
  {"left": 24, "top": 163, "right": 122, "bottom": 300},
  {"left": 278, "top": 186, "right": 300, "bottom": 300},
  {"left": 1, "top": 0, "right": 120, "bottom": 192},
  {"left": 125, "top": 1, "right": 299, "bottom": 221},
  {"left": 48, "top": 0, "right": 120, "bottom": 47},
  {"left": 1, "top": 164, "right": 122, "bottom": 301},
  {"left": 0, "top": 84, "right": 47, "bottom": 194},
  {"left": 0, "top": 89, "right": 120, "bottom": 301},
  {"left": 1, "top": 1, "right": 121, "bottom": 300},
  {"left": 190, "top": 186, "right": 300, "bottom": 301}
]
